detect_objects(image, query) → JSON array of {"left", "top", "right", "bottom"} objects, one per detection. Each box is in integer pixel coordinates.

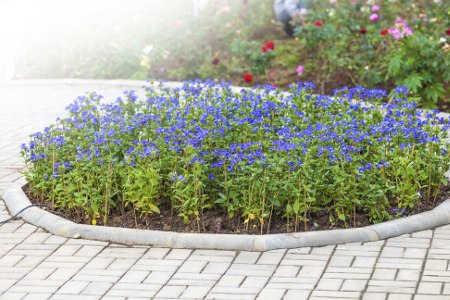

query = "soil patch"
[{"left": 24, "top": 183, "right": 450, "bottom": 235}]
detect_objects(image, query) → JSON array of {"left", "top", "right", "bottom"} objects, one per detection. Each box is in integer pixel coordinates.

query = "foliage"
[
  {"left": 287, "top": 0, "right": 450, "bottom": 106},
  {"left": 386, "top": 33, "right": 450, "bottom": 108},
  {"left": 15, "top": 0, "right": 449, "bottom": 108},
  {"left": 22, "top": 81, "right": 450, "bottom": 232}
]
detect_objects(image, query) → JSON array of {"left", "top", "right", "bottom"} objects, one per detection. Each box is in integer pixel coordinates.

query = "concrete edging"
[{"left": 3, "top": 177, "right": 450, "bottom": 251}]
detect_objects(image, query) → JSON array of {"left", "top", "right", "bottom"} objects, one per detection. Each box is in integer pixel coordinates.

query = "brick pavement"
[{"left": 0, "top": 80, "right": 449, "bottom": 300}]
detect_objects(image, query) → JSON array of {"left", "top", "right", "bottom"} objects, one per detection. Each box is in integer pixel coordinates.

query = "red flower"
[
  {"left": 266, "top": 40, "right": 275, "bottom": 50},
  {"left": 380, "top": 29, "right": 389, "bottom": 36},
  {"left": 261, "top": 45, "right": 268, "bottom": 53},
  {"left": 212, "top": 57, "right": 220, "bottom": 65},
  {"left": 446, "top": 29, "right": 450, "bottom": 36},
  {"left": 359, "top": 28, "right": 368, "bottom": 35},
  {"left": 314, "top": 20, "right": 323, "bottom": 27},
  {"left": 243, "top": 72, "right": 253, "bottom": 83}
]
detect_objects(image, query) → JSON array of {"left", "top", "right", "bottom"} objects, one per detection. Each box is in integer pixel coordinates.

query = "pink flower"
[
  {"left": 369, "top": 13, "right": 379, "bottom": 22},
  {"left": 296, "top": 65, "right": 304, "bottom": 76},
  {"left": 389, "top": 17, "right": 413, "bottom": 40},
  {"left": 371, "top": 5, "right": 380, "bottom": 12}
]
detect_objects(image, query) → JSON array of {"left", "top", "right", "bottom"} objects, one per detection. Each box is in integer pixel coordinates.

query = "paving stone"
[
  {"left": 23, "top": 268, "right": 55, "bottom": 280},
  {"left": 372, "top": 268, "right": 397, "bottom": 280},
  {"left": 403, "top": 248, "right": 427, "bottom": 259},
  {"left": 415, "top": 296, "right": 450, "bottom": 300},
  {"left": 56, "top": 280, "right": 91, "bottom": 295},
  {"left": 316, "top": 278, "right": 343, "bottom": 291},
  {"left": 177, "top": 260, "right": 208, "bottom": 273},
  {"left": 309, "top": 290, "right": 361, "bottom": 298},
  {"left": 180, "top": 286, "right": 211, "bottom": 299},
  {"left": 361, "top": 292, "right": 387, "bottom": 300},
  {"left": 155, "top": 285, "right": 186, "bottom": 298},
  {"left": 0, "top": 279, "right": 18, "bottom": 292},
  {"left": 165, "top": 249, "right": 192, "bottom": 260},
  {"left": 273, "top": 265, "right": 299, "bottom": 277},
  {"left": 257, "top": 250, "right": 286, "bottom": 265},
  {"left": 234, "top": 251, "right": 261, "bottom": 264},
  {"left": 226, "top": 264, "right": 276, "bottom": 276},
  {"left": 142, "top": 248, "right": 170, "bottom": 259},
  {"left": 283, "top": 289, "right": 311, "bottom": 300},
  {"left": 202, "top": 262, "right": 230, "bottom": 275},
  {"left": 425, "top": 259, "right": 448, "bottom": 271},
  {"left": 240, "top": 276, "right": 269, "bottom": 289},
  {"left": 22, "top": 293, "right": 53, "bottom": 300},
  {"left": 397, "top": 270, "right": 421, "bottom": 282},
  {"left": 256, "top": 288, "right": 285, "bottom": 300},
  {"left": 297, "top": 266, "right": 325, "bottom": 278},
  {"left": 47, "top": 268, "right": 79, "bottom": 281},
  {"left": 417, "top": 281, "right": 442, "bottom": 294},
  {"left": 143, "top": 271, "right": 174, "bottom": 285},
  {"left": 0, "top": 255, "right": 24, "bottom": 267},
  {"left": 133, "top": 258, "right": 184, "bottom": 272},
  {"left": 387, "top": 294, "right": 412, "bottom": 300},
  {"left": 352, "top": 256, "right": 377, "bottom": 268},
  {"left": 442, "top": 282, "right": 450, "bottom": 294},
  {"left": 0, "top": 292, "right": 28, "bottom": 300},
  {"left": 108, "top": 258, "right": 138, "bottom": 270},
  {"left": 119, "top": 270, "right": 150, "bottom": 283},
  {"left": 168, "top": 272, "right": 220, "bottom": 286},
  {"left": 106, "top": 283, "right": 161, "bottom": 298},
  {"left": 322, "top": 267, "right": 372, "bottom": 280},
  {"left": 376, "top": 258, "right": 423, "bottom": 270},
  {"left": 328, "top": 255, "right": 354, "bottom": 267},
  {"left": 265, "top": 277, "right": 316, "bottom": 290},
  {"left": 215, "top": 275, "right": 245, "bottom": 287},
  {"left": 341, "top": 279, "right": 367, "bottom": 292}
]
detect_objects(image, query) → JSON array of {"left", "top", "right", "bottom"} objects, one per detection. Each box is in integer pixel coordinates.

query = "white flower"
[{"left": 142, "top": 45, "right": 154, "bottom": 55}]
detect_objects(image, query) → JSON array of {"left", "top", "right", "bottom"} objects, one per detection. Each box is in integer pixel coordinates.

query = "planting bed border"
[
  {"left": 4, "top": 177, "right": 450, "bottom": 251},
  {"left": 2, "top": 79, "right": 450, "bottom": 251}
]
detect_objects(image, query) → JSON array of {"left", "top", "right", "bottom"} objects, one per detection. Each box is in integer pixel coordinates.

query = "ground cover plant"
[{"left": 22, "top": 81, "right": 450, "bottom": 233}]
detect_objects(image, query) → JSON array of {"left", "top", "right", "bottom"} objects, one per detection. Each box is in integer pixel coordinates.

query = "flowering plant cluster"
[
  {"left": 291, "top": 0, "right": 449, "bottom": 107},
  {"left": 22, "top": 81, "right": 449, "bottom": 232}
]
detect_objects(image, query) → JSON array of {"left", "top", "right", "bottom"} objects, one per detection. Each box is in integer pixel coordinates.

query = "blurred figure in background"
[{"left": 274, "top": 0, "right": 312, "bottom": 37}]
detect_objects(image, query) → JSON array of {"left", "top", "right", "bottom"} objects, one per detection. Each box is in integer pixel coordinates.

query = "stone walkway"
[{"left": 1, "top": 80, "right": 449, "bottom": 300}]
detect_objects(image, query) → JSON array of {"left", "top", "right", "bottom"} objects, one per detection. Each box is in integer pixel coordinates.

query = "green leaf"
[{"left": 402, "top": 74, "right": 423, "bottom": 92}]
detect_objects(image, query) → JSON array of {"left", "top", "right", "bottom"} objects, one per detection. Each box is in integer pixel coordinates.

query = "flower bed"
[{"left": 21, "top": 80, "right": 450, "bottom": 233}]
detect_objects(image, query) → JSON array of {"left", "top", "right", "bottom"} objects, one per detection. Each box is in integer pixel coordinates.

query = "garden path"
[{"left": 0, "top": 80, "right": 449, "bottom": 300}]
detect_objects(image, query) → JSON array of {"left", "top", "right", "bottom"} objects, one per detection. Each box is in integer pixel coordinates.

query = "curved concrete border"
[{"left": 3, "top": 177, "right": 450, "bottom": 251}]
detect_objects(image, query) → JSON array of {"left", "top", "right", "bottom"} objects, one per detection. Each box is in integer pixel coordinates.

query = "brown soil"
[{"left": 23, "top": 183, "right": 450, "bottom": 235}]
